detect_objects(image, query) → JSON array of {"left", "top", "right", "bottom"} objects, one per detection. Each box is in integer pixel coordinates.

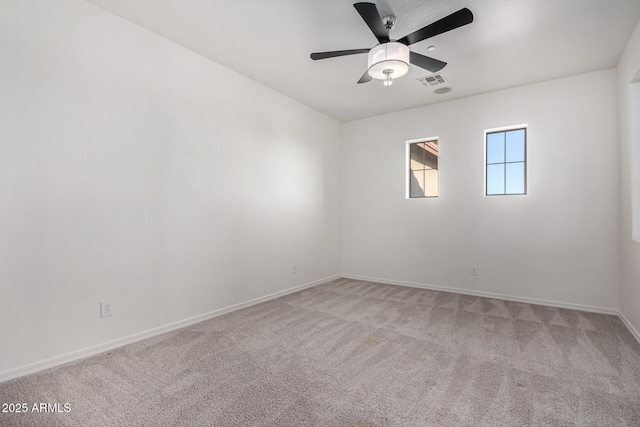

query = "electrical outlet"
[
  {"left": 292, "top": 264, "right": 298, "bottom": 273},
  {"left": 101, "top": 300, "right": 113, "bottom": 317},
  {"left": 471, "top": 265, "right": 478, "bottom": 276}
]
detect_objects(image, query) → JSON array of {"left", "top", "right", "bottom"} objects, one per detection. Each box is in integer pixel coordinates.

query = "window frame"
[
  {"left": 406, "top": 137, "right": 439, "bottom": 199},
  {"left": 484, "top": 125, "right": 528, "bottom": 196}
]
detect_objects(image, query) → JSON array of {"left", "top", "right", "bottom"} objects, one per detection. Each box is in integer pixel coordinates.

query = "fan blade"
[
  {"left": 310, "top": 49, "right": 370, "bottom": 60},
  {"left": 409, "top": 52, "right": 447, "bottom": 73},
  {"left": 354, "top": 3, "right": 390, "bottom": 44},
  {"left": 397, "top": 8, "right": 473, "bottom": 46},
  {"left": 357, "top": 69, "right": 372, "bottom": 84}
]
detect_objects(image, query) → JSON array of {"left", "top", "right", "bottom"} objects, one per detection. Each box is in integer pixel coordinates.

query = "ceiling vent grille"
[{"left": 416, "top": 74, "right": 447, "bottom": 87}]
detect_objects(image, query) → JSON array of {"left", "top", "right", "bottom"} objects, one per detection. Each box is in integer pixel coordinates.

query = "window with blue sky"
[{"left": 485, "top": 127, "right": 526, "bottom": 195}]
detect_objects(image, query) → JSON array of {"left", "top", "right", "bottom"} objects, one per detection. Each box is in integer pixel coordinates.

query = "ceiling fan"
[{"left": 310, "top": 3, "right": 473, "bottom": 87}]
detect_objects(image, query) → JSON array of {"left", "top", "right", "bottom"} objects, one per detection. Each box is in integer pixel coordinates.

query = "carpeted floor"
[{"left": 1, "top": 278, "right": 640, "bottom": 426}]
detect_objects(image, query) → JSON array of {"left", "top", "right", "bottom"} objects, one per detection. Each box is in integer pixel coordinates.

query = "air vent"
[{"left": 416, "top": 74, "right": 447, "bottom": 87}]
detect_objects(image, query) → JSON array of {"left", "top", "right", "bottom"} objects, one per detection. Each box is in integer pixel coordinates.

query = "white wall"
[
  {"left": 0, "top": 0, "right": 342, "bottom": 379},
  {"left": 342, "top": 69, "right": 620, "bottom": 311},
  {"left": 618, "top": 19, "right": 640, "bottom": 341}
]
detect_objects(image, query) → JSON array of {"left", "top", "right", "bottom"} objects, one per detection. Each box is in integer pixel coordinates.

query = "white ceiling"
[{"left": 84, "top": 0, "right": 640, "bottom": 122}]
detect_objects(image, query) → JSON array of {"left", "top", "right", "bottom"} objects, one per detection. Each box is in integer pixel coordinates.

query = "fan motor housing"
[{"left": 367, "top": 42, "right": 410, "bottom": 80}]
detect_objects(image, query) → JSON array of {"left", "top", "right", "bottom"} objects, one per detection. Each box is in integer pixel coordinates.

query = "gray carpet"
[{"left": 1, "top": 278, "right": 640, "bottom": 426}]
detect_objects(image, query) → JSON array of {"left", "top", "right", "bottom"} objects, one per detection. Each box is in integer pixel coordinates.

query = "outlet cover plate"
[{"left": 101, "top": 300, "right": 113, "bottom": 317}]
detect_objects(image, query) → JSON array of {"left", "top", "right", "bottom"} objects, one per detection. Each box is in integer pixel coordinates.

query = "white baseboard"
[
  {"left": 0, "top": 274, "right": 340, "bottom": 384},
  {"left": 341, "top": 274, "right": 619, "bottom": 315},
  {"left": 618, "top": 310, "right": 640, "bottom": 345},
  {"left": 343, "top": 274, "right": 640, "bottom": 344},
  {"left": 4, "top": 274, "right": 637, "bottom": 384}
]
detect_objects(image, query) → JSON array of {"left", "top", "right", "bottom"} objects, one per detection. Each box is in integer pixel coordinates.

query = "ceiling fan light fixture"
[
  {"left": 310, "top": 4, "right": 474, "bottom": 86},
  {"left": 367, "top": 42, "right": 410, "bottom": 81}
]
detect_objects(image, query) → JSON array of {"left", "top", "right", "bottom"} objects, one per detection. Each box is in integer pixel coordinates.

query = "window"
[
  {"left": 485, "top": 127, "right": 527, "bottom": 195},
  {"left": 408, "top": 139, "right": 438, "bottom": 198}
]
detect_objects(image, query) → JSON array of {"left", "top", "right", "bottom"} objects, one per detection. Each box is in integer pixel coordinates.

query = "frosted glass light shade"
[{"left": 367, "top": 42, "right": 410, "bottom": 80}]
